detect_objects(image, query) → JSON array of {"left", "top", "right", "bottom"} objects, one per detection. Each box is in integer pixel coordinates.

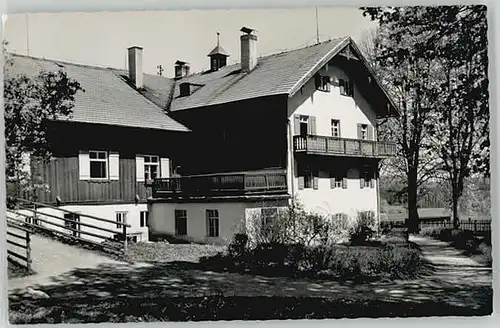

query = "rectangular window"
[
  {"left": 330, "top": 174, "right": 343, "bottom": 188},
  {"left": 116, "top": 212, "right": 127, "bottom": 229},
  {"left": 144, "top": 155, "right": 159, "bottom": 181},
  {"left": 174, "top": 209, "right": 187, "bottom": 236},
  {"left": 331, "top": 119, "right": 340, "bottom": 137},
  {"left": 315, "top": 74, "right": 331, "bottom": 92},
  {"left": 261, "top": 207, "right": 278, "bottom": 228},
  {"left": 299, "top": 115, "right": 309, "bottom": 136},
  {"left": 339, "top": 79, "right": 354, "bottom": 97},
  {"left": 361, "top": 171, "right": 373, "bottom": 188},
  {"left": 89, "top": 150, "right": 108, "bottom": 179},
  {"left": 140, "top": 211, "right": 149, "bottom": 228},
  {"left": 64, "top": 213, "right": 80, "bottom": 238},
  {"left": 206, "top": 209, "right": 219, "bottom": 237},
  {"left": 360, "top": 124, "right": 368, "bottom": 140},
  {"left": 304, "top": 169, "right": 313, "bottom": 189}
]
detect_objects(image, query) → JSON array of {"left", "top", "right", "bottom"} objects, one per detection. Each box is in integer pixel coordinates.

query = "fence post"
[
  {"left": 122, "top": 217, "right": 128, "bottom": 255},
  {"left": 474, "top": 220, "right": 477, "bottom": 232},
  {"left": 26, "top": 230, "right": 32, "bottom": 272}
]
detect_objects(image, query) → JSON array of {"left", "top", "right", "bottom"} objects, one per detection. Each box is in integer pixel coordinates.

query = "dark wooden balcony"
[
  {"left": 293, "top": 135, "right": 397, "bottom": 158},
  {"left": 152, "top": 172, "right": 288, "bottom": 198}
]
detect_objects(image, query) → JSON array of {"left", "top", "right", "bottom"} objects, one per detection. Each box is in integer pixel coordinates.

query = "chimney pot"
[
  {"left": 127, "top": 46, "right": 143, "bottom": 89},
  {"left": 240, "top": 27, "right": 258, "bottom": 72}
]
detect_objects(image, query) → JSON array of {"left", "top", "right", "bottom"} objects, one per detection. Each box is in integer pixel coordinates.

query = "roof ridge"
[{"left": 9, "top": 52, "right": 121, "bottom": 72}]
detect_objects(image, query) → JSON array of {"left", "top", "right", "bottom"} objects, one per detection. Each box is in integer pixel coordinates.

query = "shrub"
[
  {"left": 349, "top": 211, "right": 376, "bottom": 245},
  {"left": 228, "top": 233, "right": 249, "bottom": 258},
  {"left": 368, "top": 245, "right": 423, "bottom": 279}
]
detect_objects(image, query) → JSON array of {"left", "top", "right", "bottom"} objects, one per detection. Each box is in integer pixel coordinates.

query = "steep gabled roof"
[
  {"left": 155, "top": 37, "right": 399, "bottom": 116},
  {"left": 5, "top": 54, "right": 190, "bottom": 132}
]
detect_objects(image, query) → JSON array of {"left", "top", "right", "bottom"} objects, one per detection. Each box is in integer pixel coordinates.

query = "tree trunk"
[
  {"left": 407, "top": 168, "right": 420, "bottom": 233},
  {"left": 452, "top": 187, "right": 460, "bottom": 229}
]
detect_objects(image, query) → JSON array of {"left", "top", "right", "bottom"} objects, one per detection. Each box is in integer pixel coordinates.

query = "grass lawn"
[
  {"left": 10, "top": 292, "right": 493, "bottom": 323},
  {"left": 125, "top": 241, "right": 225, "bottom": 263}
]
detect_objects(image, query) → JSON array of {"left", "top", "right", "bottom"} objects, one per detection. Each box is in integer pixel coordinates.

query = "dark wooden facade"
[
  {"left": 30, "top": 121, "right": 188, "bottom": 205},
  {"left": 170, "top": 95, "right": 289, "bottom": 175}
]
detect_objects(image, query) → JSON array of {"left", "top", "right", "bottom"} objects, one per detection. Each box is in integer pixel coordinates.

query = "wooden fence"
[
  {"left": 6, "top": 198, "right": 132, "bottom": 256},
  {"left": 6, "top": 219, "right": 32, "bottom": 272},
  {"left": 381, "top": 218, "right": 491, "bottom": 233}
]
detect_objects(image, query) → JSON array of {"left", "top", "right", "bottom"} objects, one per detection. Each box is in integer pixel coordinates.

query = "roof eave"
[{"left": 287, "top": 37, "right": 351, "bottom": 98}]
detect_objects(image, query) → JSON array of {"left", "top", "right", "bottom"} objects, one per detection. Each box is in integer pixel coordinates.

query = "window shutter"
[
  {"left": 309, "top": 116, "right": 317, "bottom": 135},
  {"left": 368, "top": 125, "right": 374, "bottom": 140},
  {"left": 342, "top": 177, "right": 347, "bottom": 189},
  {"left": 357, "top": 124, "right": 362, "bottom": 139},
  {"left": 338, "top": 122, "right": 341, "bottom": 137},
  {"left": 160, "top": 158, "right": 171, "bottom": 178},
  {"left": 330, "top": 177, "right": 335, "bottom": 189},
  {"left": 109, "top": 152, "right": 120, "bottom": 180},
  {"left": 136, "top": 156, "right": 145, "bottom": 182},
  {"left": 294, "top": 115, "right": 300, "bottom": 135},
  {"left": 298, "top": 176, "right": 304, "bottom": 190},
  {"left": 360, "top": 177, "right": 365, "bottom": 189},
  {"left": 78, "top": 150, "right": 90, "bottom": 180},
  {"left": 313, "top": 176, "right": 319, "bottom": 190}
]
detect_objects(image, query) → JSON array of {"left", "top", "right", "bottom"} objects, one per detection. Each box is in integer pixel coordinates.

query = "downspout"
[
  {"left": 376, "top": 160, "right": 381, "bottom": 236},
  {"left": 288, "top": 118, "right": 295, "bottom": 205}
]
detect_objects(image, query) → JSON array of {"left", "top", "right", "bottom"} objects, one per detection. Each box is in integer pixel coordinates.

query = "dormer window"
[
  {"left": 179, "top": 83, "right": 191, "bottom": 97},
  {"left": 315, "top": 74, "right": 331, "bottom": 92},
  {"left": 339, "top": 78, "right": 354, "bottom": 97}
]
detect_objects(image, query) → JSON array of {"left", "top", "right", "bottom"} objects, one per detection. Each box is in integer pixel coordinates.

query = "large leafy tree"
[
  {"left": 361, "top": 5, "right": 489, "bottom": 230},
  {"left": 430, "top": 6, "right": 489, "bottom": 227},
  {"left": 361, "top": 7, "right": 444, "bottom": 233},
  {"left": 3, "top": 43, "right": 84, "bottom": 200}
]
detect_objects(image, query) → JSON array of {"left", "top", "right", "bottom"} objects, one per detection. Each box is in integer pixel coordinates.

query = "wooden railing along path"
[
  {"left": 6, "top": 198, "right": 132, "bottom": 256},
  {"left": 6, "top": 219, "right": 32, "bottom": 272}
]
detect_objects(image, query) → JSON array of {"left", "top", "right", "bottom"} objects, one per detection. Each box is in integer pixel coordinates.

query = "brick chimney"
[
  {"left": 127, "top": 46, "right": 143, "bottom": 89},
  {"left": 240, "top": 27, "right": 258, "bottom": 72},
  {"left": 174, "top": 60, "right": 190, "bottom": 79}
]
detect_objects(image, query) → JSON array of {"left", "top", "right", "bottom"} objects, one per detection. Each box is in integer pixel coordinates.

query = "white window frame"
[
  {"left": 360, "top": 124, "right": 368, "bottom": 140},
  {"left": 206, "top": 209, "right": 219, "bottom": 237},
  {"left": 144, "top": 155, "right": 160, "bottom": 181},
  {"left": 339, "top": 78, "right": 354, "bottom": 97},
  {"left": 331, "top": 119, "right": 340, "bottom": 137},
  {"left": 116, "top": 211, "right": 127, "bottom": 229},
  {"left": 89, "top": 150, "right": 108, "bottom": 179},
  {"left": 261, "top": 207, "right": 278, "bottom": 228}
]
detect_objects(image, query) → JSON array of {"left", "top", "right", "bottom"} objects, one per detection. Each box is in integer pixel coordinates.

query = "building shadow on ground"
[{"left": 9, "top": 256, "right": 493, "bottom": 324}]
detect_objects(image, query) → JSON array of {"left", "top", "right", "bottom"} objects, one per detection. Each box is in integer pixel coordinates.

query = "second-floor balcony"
[
  {"left": 152, "top": 172, "right": 288, "bottom": 199},
  {"left": 293, "top": 135, "right": 397, "bottom": 158}
]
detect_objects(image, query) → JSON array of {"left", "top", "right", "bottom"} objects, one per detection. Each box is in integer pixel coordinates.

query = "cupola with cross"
[{"left": 207, "top": 32, "right": 229, "bottom": 71}]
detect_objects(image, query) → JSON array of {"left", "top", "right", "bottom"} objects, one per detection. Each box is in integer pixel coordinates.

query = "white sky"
[{"left": 3, "top": 7, "right": 377, "bottom": 77}]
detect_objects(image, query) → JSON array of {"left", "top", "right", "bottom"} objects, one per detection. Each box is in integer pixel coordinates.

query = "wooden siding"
[{"left": 31, "top": 156, "right": 152, "bottom": 204}]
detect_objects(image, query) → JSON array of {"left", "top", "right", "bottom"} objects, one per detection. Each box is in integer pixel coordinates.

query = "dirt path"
[{"left": 8, "top": 234, "right": 125, "bottom": 291}]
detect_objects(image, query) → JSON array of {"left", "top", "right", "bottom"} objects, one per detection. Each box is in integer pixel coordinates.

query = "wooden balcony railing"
[
  {"left": 152, "top": 172, "right": 288, "bottom": 198},
  {"left": 293, "top": 135, "right": 397, "bottom": 157}
]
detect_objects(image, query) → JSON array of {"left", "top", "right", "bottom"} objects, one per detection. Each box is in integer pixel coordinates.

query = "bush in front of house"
[
  {"left": 348, "top": 211, "right": 376, "bottom": 245},
  {"left": 367, "top": 245, "right": 423, "bottom": 279}
]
